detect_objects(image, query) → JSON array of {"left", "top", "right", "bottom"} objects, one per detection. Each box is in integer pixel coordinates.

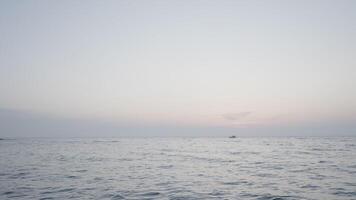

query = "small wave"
[
  {"left": 93, "top": 140, "right": 120, "bottom": 143},
  {"left": 169, "top": 195, "right": 197, "bottom": 200},
  {"left": 158, "top": 164, "right": 174, "bottom": 169},
  {"left": 2, "top": 191, "right": 15, "bottom": 195},
  {"left": 75, "top": 169, "right": 88, "bottom": 173},
  {"left": 86, "top": 157, "right": 105, "bottom": 162},
  {"left": 256, "top": 194, "right": 300, "bottom": 200},
  {"left": 230, "top": 151, "right": 260, "bottom": 155},
  {"left": 344, "top": 182, "right": 356, "bottom": 187},
  {"left": 101, "top": 193, "right": 125, "bottom": 199},
  {"left": 65, "top": 175, "right": 80, "bottom": 179},
  {"left": 58, "top": 188, "right": 75, "bottom": 193},
  {"left": 309, "top": 174, "right": 327, "bottom": 180},
  {"left": 117, "top": 158, "right": 133, "bottom": 162},
  {"left": 255, "top": 173, "right": 276, "bottom": 178},
  {"left": 348, "top": 164, "right": 356, "bottom": 169},
  {"left": 160, "top": 148, "right": 174, "bottom": 152},
  {"left": 40, "top": 188, "right": 75, "bottom": 195},
  {"left": 300, "top": 184, "right": 320, "bottom": 190},
  {"left": 332, "top": 191, "right": 356, "bottom": 197},
  {"left": 141, "top": 191, "right": 161, "bottom": 196},
  {"left": 9, "top": 172, "right": 30, "bottom": 179},
  {"left": 311, "top": 148, "right": 328, "bottom": 151},
  {"left": 208, "top": 191, "right": 225, "bottom": 196},
  {"left": 222, "top": 180, "right": 249, "bottom": 185}
]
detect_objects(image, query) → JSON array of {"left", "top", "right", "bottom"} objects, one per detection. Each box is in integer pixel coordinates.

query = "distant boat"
[{"left": 229, "top": 136, "right": 236, "bottom": 138}]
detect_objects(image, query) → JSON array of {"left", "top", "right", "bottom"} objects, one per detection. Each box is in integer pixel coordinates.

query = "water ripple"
[{"left": 0, "top": 137, "right": 355, "bottom": 200}]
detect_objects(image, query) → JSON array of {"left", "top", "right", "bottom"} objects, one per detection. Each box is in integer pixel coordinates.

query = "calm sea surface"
[{"left": 1, "top": 137, "right": 355, "bottom": 200}]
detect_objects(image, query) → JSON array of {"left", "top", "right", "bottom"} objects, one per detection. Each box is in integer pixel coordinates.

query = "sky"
[{"left": 0, "top": 0, "right": 355, "bottom": 137}]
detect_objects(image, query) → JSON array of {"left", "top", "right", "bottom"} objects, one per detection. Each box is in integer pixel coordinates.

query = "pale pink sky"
[{"left": 0, "top": 0, "right": 355, "bottom": 136}]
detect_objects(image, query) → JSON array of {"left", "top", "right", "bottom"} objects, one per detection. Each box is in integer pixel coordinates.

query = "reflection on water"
[{"left": 1, "top": 137, "right": 355, "bottom": 199}]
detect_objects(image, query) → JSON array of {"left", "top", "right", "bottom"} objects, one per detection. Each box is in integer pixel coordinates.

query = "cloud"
[{"left": 222, "top": 111, "right": 252, "bottom": 121}]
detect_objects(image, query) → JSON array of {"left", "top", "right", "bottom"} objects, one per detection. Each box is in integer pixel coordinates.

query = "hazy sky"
[{"left": 1, "top": 0, "right": 355, "bottom": 137}]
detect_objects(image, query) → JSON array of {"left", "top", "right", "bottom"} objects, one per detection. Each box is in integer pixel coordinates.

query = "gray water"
[{"left": 1, "top": 137, "right": 356, "bottom": 200}]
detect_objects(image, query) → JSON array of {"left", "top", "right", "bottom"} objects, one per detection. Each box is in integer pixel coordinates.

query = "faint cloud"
[{"left": 222, "top": 112, "right": 252, "bottom": 121}]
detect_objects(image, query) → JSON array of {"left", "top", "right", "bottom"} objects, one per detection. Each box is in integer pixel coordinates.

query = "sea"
[{"left": 0, "top": 137, "right": 355, "bottom": 200}]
